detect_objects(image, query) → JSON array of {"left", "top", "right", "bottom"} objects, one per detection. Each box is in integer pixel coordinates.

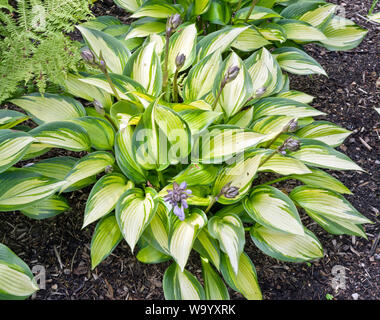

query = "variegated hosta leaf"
[
  {"left": 193, "top": 229, "right": 221, "bottom": 270},
  {"left": 91, "top": 214, "right": 123, "bottom": 269},
  {"left": 196, "top": 26, "right": 248, "bottom": 61},
  {"left": 289, "top": 139, "right": 363, "bottom": 171},
  {"left": 124, "top": 41, "right": 162, "bottom": 96},
  {"left": 245, "top": 47, "right": 283, "bottom": 99},
  {"left": 201, "top": 258, "right": 229, "bottom": 300},
  {"left": 295, "top": 121, "right": 351, "bottom": 147},
  {"left": 110, "top": 100, "right": 143, "bottom": 129},
  {"left": 21, "top": 143, "right": 51, "bottom": 161},
  {"left": 202, "top": 0, "right": 232, "bottom": 25},
  {"left": 208, "top": 214, "right": 245, "bottom": 275},
  {"left": 20, "top": 195, "right": 69, "bottom": 220},
  {"left": 251, "top": 115, "right": 296, "bottom": 135},
  {"left": 179, "top": 109, "right": 222, "bottom": 136},
  {"left": 290, "top": 168, "right": 351, "bottom": 194},
  {"left": 277, "top": 19, "right": 327, "bottom": 42},
  {"left": 171, "top": 164, "right": 219, "bottom": 187},
  {"left": 258, "top": 152, "right": 312, "bottom": 175},
  {"left": 125, "top": 18, "right": 166, "bottom": 39},
  {"left": 234, "top": 6, "right": 282, "bottom": 22},
  {"left": 250, "top": 224, "right": 324, "bottom": 262},
  {"left": 194, "top": 0, "right": 211, "bottom": 15},
  {"left": 252, "top": 97, "right": 325, "bottom": 120},
  {"left": 0, "top": 110, "right": 29, "bottom": 129},
  {"left": 272, "top": 47, "right": 327, "bottom": 76},
  {"left": 77, "top": 25, "right": 130, "bottom": 74},
  {"left": 244, "top": 185, "right": 305, "bottom": 235},
  {"left": 115, "top": 126, "right": 147, "bottom": 184},
  {"left": 220, "top": 252, "right": 262, "bottom": 300},
  {"left": 258, "top": 23, "right": 287, "bottom": 43},
  {"left": 169, "top": 209, "right": 207, "bottom": 271},
  {"left": 22, "top": 157, "right": 96, "bottom": 193},
  {"left": 163, "top": 263, "right": 205, "bottom": 300},
  {"left": 131, "top": 1, "right": 180, "bottom": 19},
  {"left": 213, "top": 154, "right": 263, "bottom": 204},
  {"left": 182, "top": 50, "right": 222, "bottom": 102},
  {"left": 0, "top": 130, "right": 35, "bottom": 174},
  {"left": 192, "top": 126, "right": 266, "bottom": 164},
  {"left": 368, "top": 12, "right": 380, "bottom": 24},
  {"left": 0, "top": 244, "right": 39, "bottom": 300},
  {"left": 83, "top": 174, "right": 133, "bottom": 228},
  {"left": 79, "top": 73, "right": 145, "bottom": 100},
  {"left": 167, "top": 23, "right": 197, "bottom": 75},
  {"left": 227, "top": 107, "right": 254, "bottom": 128},
  {"left": 320, "top": 16, "right": 368, "bottom": 51},
  {"left": 213, "top": 52, "right": 253, "bottom": 118},
  {"left": 71, "top": 116, "right": 115, "bottom": 151},
  {"left": 276, "top": 90, "right": 314, "bottom": 104},
  {"left": 29, "top": 121, "right": 91, "bottom": 152},
  {"left": 143, "top": 200, "right": 170, "bottom": 254},
  {"left": 290, "top": 186, "right": 372, "bottom": 226},
  {"left": 231, "top": 26, "right": 271, "bottom": 52},
  {"left": 137, "top": 244, "right": 171, "bottom": 264},
  {"left": 113, "top": 0, "right": 144, "bottom": 12},
  {"left": 159, "top": 184, "right": 212, "bottom": 207},
  {"left": 0, "top": 170, "right": 66, "bottom": 211},
  {"left": 11, "top": 93, "right": 86, "bottom": 124},
  {"left": 133, "top": 99, "right": 191, "bottom": 171},
  {"left": 116, "top": 187, "right": 158, "bottom": 252},
  {"left": 61, "top": 151, "right": 115, "bottom": 192},
  {"left": 63, "top": 73, "right": 113, "bottom": 111},
  {"left": 80, "top": 15, "right": 123, "bottom": 31}
]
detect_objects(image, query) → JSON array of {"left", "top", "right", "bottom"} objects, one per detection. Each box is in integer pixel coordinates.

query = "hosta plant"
[{"left": 0, "top": 10, "right": 372, "bottom": 300}]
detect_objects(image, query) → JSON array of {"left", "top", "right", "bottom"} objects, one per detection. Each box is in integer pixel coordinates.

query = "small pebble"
[
  {"left": 51, "top": 284, "right": 58, "bottom": 290},
  {"left": 352, "top": 293, "right": 359, "bottom": 300},
  {"left": 374, "top": 253, "right": 380, "bottom": 261},
  {"left": 63, "top": 269, "right": 70, "bottom": 275}
]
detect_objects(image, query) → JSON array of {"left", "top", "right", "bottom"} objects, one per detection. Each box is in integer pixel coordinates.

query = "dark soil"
[{"left": 0, "top": 0, "right": 379, "bottom": 300}]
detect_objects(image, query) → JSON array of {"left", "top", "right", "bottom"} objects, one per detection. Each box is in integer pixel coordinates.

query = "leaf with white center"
[
  {"left": 220, "top": 252, "right": 262, "bottom": 300},
  {"left": 29, "top": 121, "right": 91, "bottom": 152},
  {"left": 251, "top": 115, "right": 296, "bottom": 134},
  {"left": 110, "top": 100, "right": 143, "bottom": 129},
  {"left": 71, "top": 116, "right": 115, "bottom": 150},
  {"left": 250, "top": 224, "right": 324, "bottom": 262},
  {"left": 0, "top": 170, "right": 66, "bottom": 211},
  {"left": 194, "top": 0, "right": 211, "bottom": 15},
  {"left": 276, "top": 90, "right": 314, "bottom": 104},
  {"left": 208, "top": 214, "right": 245, "bottom": 275},
  {"left": 61, "top": 151, "right": 115, "bottom": 192},
  {"left": 20, "top": 195, "right": 69, "bottom": 220},
  {"left": 213, "top": 154, "right": 263, "bottom": 204},
  {"left": 83, "top": 174, "right": 132, "bottom": 228},
  {"left": 320, "top": 16, "right": 368, "bottom": 51},
  {"left": 295, "top": 121, "right": 351, "bottom": 147},
  {"left": 234, "top": 6, "right": 282, "bottom": 22},
  {"left": 245, "top": 47, "right": 284, "bottom": 99},
  {"left": 0, "top": 130, "right": 35, "bottom": 174},
  {"left": 77, "top": 26, "right": 130, "bottom": 74},
  {"left": 231, "top": 26, "right": 270, "bottom": 52},
  {"left": 171, "top": 164, "right": 219, "bottom": 187},
  {"left": 193, "top": 229, "right": 221, "bottom": 270},
  {"left": 115, "top": 126, "right": 147, "bottom": 184},
  {"left": 192, "top": 126, "right": 266, "bottom": 164},
  {"left": 131, "top": 1, "right": 180, "bottom": 18},
  {"left": 116, "top": 187, "right": 158, "bottom": 252},
  {"left": 179, "top": 109, "right": 222, "bottom": 135},
  {"left": 124, "top": 41, "right": 162, "bottom": 95},
  {"left": 91, "top": 214, "right": 123, "bottom": 269},
  {"left": 290, "top": 186, "right": 372, "bottom": 225},
  {"left": 368, "top": 12, "right": 380, "bottom": 24},
  {"left": 169, "top": 209, "right": 207, "bottom": 271},
  {"left": 163, "top": 263, "right": 205, "bottom": 300},
  {"left": 227, "top": 107, "right": 254, "bottom": 128},
  {"left": 252, "top": 97, "right": 325, "bottom": 120},
  {"left": 11, "top": 93, "right": 86, "bottom": 124},
  {"left": 289, "top": 139, "right": 363, "bottom": 171},
  {"left": 125, "top": 18, "right": 166, "bottom": 39},
  {"left": 196, "top": 26, "right": 248, "bottom": 61},
  {"left": 143, "top": 200, "right": 170, "bottom": 254},
  {"left": 183, "top": 50, "right": 222, "bottom": 102},
  {"left": 167, "top": 23, "right": 197, "bottom": 75},
  {"left": 290, "top": 168, "right": 352, "bottom": 195},
  {"left": 273, "top": 47, "right": 327, "bottom": 76},
  {"left": 244, "top": 185, "right": 304, "bottom": 236},
  {"left": 201, "top": 258, "right": 229, "bottom": 300},
  {"left": 0, "top": 110, "right": 29, "bottom": 129},
  {"left": 113, "top": 0, "right": 143, "bottom": 12},
  {"left": 277, "top": 19, "right": 327, "bottom": 42},
  {"left": 137, "top": 244, "right": 171, "bottom": 264},
  {"left": 258, "top": 153, "right": 312, "bottom": 175},
  {"left": 258, "top": 23, "right": 287, "bottom": 43},
  {"left": 21, "top": 143, "right": 51, "bottom": 161},
  {"left": 213, "top": 52, "right": 253, "bottom": 118}
]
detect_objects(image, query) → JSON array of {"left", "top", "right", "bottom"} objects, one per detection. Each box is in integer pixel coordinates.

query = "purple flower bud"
[
  {"left": 219, "top": 182, "right": 240, "bottom": 199},
  {"left": 287, "top": 119, "right": 298, "bottom": 133},
  {"left": 175, "top": 53, "right": 186, "bottom": 69},
  {"left": 81, "top": 48, "right": 95, "bottom": 63},
  {"left": 256, "top": 87, "right": 267, "bottom": 97},
  {"left": 167, "top": 13, "right": 181, "bottom": 34},
  {"left": 284, "top": 138, "right": 301, "bottom": 151},
  {"left": 222, "top": 65, "right": 240, "bottom": 86}
]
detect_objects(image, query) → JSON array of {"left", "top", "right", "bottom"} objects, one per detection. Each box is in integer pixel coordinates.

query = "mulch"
[{"left": 0, "top": 0, "right": 379, "bottom": 300}]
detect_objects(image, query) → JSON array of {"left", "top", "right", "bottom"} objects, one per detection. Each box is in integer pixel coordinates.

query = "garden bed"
[{"left": 0, "top": 0, "right": 379, "bottom": 300}]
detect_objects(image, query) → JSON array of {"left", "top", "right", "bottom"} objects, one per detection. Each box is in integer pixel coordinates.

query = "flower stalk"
[{"left": 244, "top": 0, "right": 260, "bottom": 23}]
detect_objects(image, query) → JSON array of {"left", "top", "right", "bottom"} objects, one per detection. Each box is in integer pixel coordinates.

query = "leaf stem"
[
  {"left": 173, "top": 68, "right": 180, "bottom": 103},
  {"left": 244, "top": 0, "right": 259, "bottom": 23},
  {"left": 204, "top": 196, "right": 217, "bottom": 214},
  {"left": 162, "top": 31, "right": 171, "bottom": 97},
  {"left": 211, "top": 82, "right": 226, "bottom": 110},
  {"left": 262, "top": 176, "right": 291, "bottom": 186},
  {"left": 369, "top": 0, "right": 379, "bottom": 14},
  {"left": 98, "top": 51, "right": 121, "bottom": 100}
]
